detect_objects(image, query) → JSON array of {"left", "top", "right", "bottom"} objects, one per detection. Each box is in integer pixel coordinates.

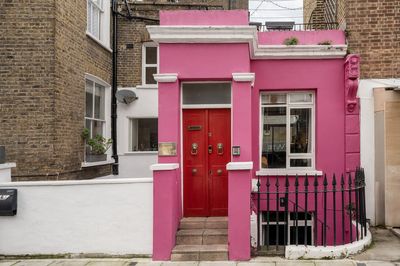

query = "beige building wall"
[{"left": 374, "top": 88, "right": 400, "bottom": 227}]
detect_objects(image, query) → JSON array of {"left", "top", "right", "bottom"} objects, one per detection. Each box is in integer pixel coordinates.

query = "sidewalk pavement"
[{"left": 1, "top": 259, "right": 400, "bottom": 266}]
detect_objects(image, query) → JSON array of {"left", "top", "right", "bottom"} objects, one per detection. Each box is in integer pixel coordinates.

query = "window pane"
[
  {"left": 87, "top": 2, "right": 92, "bottom": 33},
  {"left": 85, "top": 80, "right": 93, "bottom": 118},
  {"left": 146, "top": 46, "right": 157, "bottom": 64},
  {"left": 94, "top": 84, "right": 105, "bottom": 119},
  {"left": 261, "top": 93, "right": 286, "bottom": 105},
  {"left": 93, "top": 120, "right": 104, "bottom": 137},
  {"left": 85, "top": 119, "right": 92, "bottom": 137},
  {"left": 290, "top": 108, "right": 311, "bottom": 153},
  {"left": 290, "top": 159, "right": 312, "bottom": 167},
  {"left": 131, "top": 118, "right": 158, "bottom": 151},
  {"left": 290, "top": 93, "right": 312, "bottom": 103},
  {"left": 145, "top": 67, "right": 157, "bottom": 84},
  {"left": 262, "top": 107, "right": 287, "bottom": 168},
  {"left": 182, "top": 83, "right": 231, "bottom": 105}
]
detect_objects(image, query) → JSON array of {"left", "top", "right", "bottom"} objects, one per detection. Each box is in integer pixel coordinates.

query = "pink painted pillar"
[
  {"left": 152, "top": 75, "right": 182, "bottom": 260},
  {"left": 152, "top": 167, "right": 179, "bottom": 260},
  {"left": 228, "top": 75, "right": 254, "bottom": 261}
]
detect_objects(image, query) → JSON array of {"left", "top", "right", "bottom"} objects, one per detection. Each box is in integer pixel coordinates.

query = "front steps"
[{"left": 171, "top": 217, "right": 228, "bottom": 261}]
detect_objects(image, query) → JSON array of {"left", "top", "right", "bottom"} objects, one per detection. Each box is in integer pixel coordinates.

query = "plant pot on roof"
[{"left": 82, "top": 128, "right": 112, "bottom": 162}]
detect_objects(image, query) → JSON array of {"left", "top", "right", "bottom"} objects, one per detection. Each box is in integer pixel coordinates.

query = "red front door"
[{"left": 183, "top": 109, "right": 231, "bottom": 217}]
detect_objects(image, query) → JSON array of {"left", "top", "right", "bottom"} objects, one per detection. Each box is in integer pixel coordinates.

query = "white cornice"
[
  {"left": 232, "top": 73, "right": 255, "bottom": 85},
  {"left": 153, "top": 73, "right": 178, "bottom": 83},
  {"left": 146, "top": 25, "right": 348, "bottom": 59},
  {"left": 147, "top": 26, "right": 256, "bottom": 44}
]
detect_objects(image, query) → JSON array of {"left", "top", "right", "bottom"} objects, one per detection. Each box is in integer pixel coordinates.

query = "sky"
[{"left": 249, "top": 0, "right": 304, "bottom": 24}]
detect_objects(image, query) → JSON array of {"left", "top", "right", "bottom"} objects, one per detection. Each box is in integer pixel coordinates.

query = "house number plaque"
[{"left": 158, "top": 142, "right": 177, "bottom": 156}]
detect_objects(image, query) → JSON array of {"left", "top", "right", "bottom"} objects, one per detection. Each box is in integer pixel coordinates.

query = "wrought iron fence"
[
  {"left": 252, "top": 168, "right": 366, "bottom": 253},
  {"left": 256, "top": 22, "right": 339, "bottom": 32}
]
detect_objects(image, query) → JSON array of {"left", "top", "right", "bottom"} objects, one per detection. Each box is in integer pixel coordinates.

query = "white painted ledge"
[
  {"left": 0, "top": 163, "right": 16, "bottom": 170},
  {"left": 150, "top": 163, "right": 179, "bottom": 171},
  {"left": 86, "top": 31, "right": 113, "bottom": 53},
  {"left": 0, "top": 177, "right": 153, "bottom": 187},
  {"left": 286, "top": 224, "right": 372, "bottom": 259},
  {"left": 256, "top": 169, "right": 323, "bottom": 176},
  {"left": 232, "top": 73, "right": 255, "bottom": 86},
  {"left": 81, "top": 159, "right": 114, "bottom": 168},
  {"left": 226, "top": 162, "right": 253, "bottom": 171},
  {"left": 153, "top": 73, "right": 178, "bottom": 83}
]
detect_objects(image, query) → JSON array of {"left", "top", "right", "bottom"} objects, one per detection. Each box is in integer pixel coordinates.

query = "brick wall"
[
  {"left": 303, "top": 0, "right": 325, "bottom": 24},
  {"left": 117, "top": 0, "right": 248, "bottom": 87},
  {"left": 1, "top": 0, "right": 112, "bottom": 180},
  {"left": 345, "top": 0, "right": 400, "bottom": 79}
]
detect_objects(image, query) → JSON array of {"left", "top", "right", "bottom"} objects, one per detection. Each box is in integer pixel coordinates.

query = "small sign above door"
[{"left": 188, "top": 125, "right": 202, "bottom": 131}]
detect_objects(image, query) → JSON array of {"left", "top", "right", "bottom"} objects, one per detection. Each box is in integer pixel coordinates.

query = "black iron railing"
[
  {"left": 252, "top": 168, "right": 366, "bottom": 253},
  {"left": 256, "top": 22, "right": 339, "bottom": 32}
]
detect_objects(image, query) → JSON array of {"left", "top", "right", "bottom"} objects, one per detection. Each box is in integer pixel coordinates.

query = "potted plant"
[{"left": 82, "top": 128, "right": 112, "bottom": 162}]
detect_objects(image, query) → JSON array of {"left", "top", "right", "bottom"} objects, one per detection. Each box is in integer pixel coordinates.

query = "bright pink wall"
[
  {"left": 160, "top": 10, "right": 248, "bottom": 26},
  {"left": 160, "top": 43, "right": 250, "bottom": 79},
  {"left": 251, "top": 59, "right": 346, "bottom": 177},
  {"left": 258, "top": 30, "right": 346, "bottom": 45}
]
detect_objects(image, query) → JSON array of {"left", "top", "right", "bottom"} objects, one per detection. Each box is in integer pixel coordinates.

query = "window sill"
[
  {"left": 124, "top": 151, "right": 158, "bottom": 155},
  {"left": 86, "top": 31, "right": 112, "bottom": 53},
  {"left": 81, "top": 159, "right": 114, "bottom": 168},
  {"left": 136, "top": 85, "right": 158, "bottom": 89},
  {"left": 256, "top": 169, "right": 323, "bottom": 176}
]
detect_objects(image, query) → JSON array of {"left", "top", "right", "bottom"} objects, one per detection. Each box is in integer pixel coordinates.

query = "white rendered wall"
[
  {"left": 358, "top": 78, "right": 400, "bottom": 226},
  {"left": 0, "top": 178, "right": 153, "bottom": 255},
  {"left": 117, "top": 87, "right": 158, "bottom": 178}
]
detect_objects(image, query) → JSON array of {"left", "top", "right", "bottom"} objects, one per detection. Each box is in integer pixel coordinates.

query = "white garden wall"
[{"left": 0, "top": 178, "right": 153, "bottom": 256}]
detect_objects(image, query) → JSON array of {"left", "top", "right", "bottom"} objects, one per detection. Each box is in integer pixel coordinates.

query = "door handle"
[
  {"left": 217, "top": 169, "right": 223, "bottom": 176},
  {"left": 217, "top": 143, "right": 224, "bottom": 155},
  {"left": 192, "top": 168, "right": 197, "bottom": 175},
  {"left": 191, "top": 143, "right": 198, "bottom": 155},
  {"left": 208, "top": 145, "right": 213, "bottom": 154}
]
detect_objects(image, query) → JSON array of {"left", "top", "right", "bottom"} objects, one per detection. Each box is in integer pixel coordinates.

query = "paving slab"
[
  {"left": 315, "top": 261, "right": 356, "bottom": 266},
  {"left": 85, "top": 260, "right": 130, "bottom": 266},
  {"left": 135, "top": 262, "right": 162, "bottom": 266},
  {"left": 48, "top": 260, "right": 91, "bottom": 266},
  {"left": 352, "top": 227, "right": 400, "bottom": 261},
  {"left": 14, "top": 260, "right": 54, "bottom": 266},
  {"left": 357, "top": 262, "right": 396, "bottom": 266},
  {"left": 198, "top": 262, "right": 235, "bottom": 266},
  {"left": 162, "top": 262, "right": 198, "bottom": 266},
  {"left": 237, "top": 262, "right": 275, "bottom": 266},
  {"left": 276, "top": 262, "right": 315, "bottom": 266},
  {"left": 0, "top": 261, "right": 20, "bottom": 266}
]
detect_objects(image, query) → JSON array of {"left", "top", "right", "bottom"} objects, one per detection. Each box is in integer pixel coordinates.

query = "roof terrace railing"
[{"left": 255, "top": 22, "right": 339, "bottom": 31}]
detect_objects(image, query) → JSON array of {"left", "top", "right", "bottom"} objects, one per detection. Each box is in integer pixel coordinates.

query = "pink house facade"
[{"left": 148, "top": 10, "right": 367, "bottom": 261}]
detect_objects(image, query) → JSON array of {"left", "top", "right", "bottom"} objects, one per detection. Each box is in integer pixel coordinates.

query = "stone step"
[
  {"left": 171, "top": 244, "right": 228, "bottom": 261},
  {"left": 176, "top": 229, "right": 228, "bottom": 245},
  {"left": 179, "top": 217, "right": 228, "bottom": 230}
]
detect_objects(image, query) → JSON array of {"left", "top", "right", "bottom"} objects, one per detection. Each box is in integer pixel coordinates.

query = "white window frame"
[
  {"left": 83, "top": 74, "right": 112, "bottom": 164},
  {"left": 141, "top": 42, "right": 159, "bottom": 88},
  {"left": 128, "top": 117, "right": 159, "bottom": 153},
  {"left": 86, "top": 0, "right": 111, "bottom": 51},
  {"left": 260, "top": 91, "right": 316, "bottom": 171}
]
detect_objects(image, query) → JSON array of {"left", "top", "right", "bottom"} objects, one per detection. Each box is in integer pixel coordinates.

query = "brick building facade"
[{"left": 1, "top": 0, "right": 247, "bottom": 181}]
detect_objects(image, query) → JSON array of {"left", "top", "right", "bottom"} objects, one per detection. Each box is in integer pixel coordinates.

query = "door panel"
[{"left": 183, "top": 109, "right": 231, "bottom": 217}]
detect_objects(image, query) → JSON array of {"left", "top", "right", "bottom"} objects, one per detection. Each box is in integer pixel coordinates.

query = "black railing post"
[
  {"left": 348, "top": 173, "right": 353, "bottom": 243},
  {"left": 295, "top": 174, "right": 299, "bottom": 246},
  {"left": 341, "top": 174, "right": 345, "bottom": 245},
  {"left": 332, "top": 174, "right": 337, "bottom": 246},
  {"left": 304, "top": 174, "right": 309, "bottom": 246},
  {"left": 266, "top": 176, "right": 270, "bottom": 250},
  {"left": 355, "top": 171, "right": 359, "bottom": 241},
  {"left": 284, "top": 175, "right": 289, "bottom": 245},
  {"left": 257, "top": 175, "right": 261, "bottom": 250},
  {"left": 275, "top": 176, "right": 280, "bottom": 250},
  {"left": 314, "top": 174, "right": 319, "bottom": 246},
  {"left": 323, "top": 174, "right": 328, "bottom": 247},
  {"left": 362, "top": 169, "right": 367, "bottom": 237}
]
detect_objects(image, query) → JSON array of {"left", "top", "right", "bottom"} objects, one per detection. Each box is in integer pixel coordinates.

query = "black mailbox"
[{"left": 0, "top": 189, "right": 17, "bottom": 216}]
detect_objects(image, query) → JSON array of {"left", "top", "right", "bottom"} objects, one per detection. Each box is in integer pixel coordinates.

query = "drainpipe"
[{"left": 111, "top": 0, "right": 119, "bottom": 175}]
